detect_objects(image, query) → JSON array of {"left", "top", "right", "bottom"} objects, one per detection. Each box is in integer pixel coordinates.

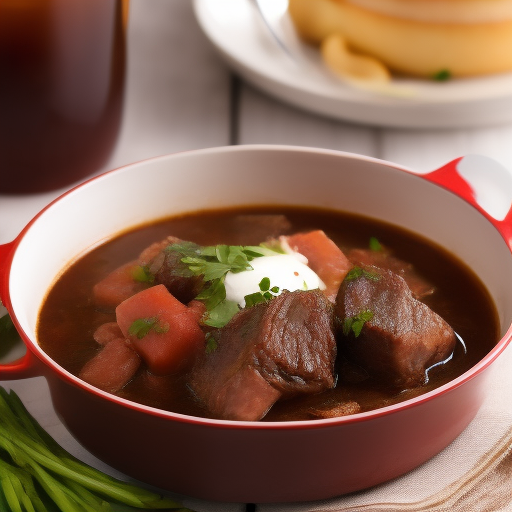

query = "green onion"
[{"left": 0, "top": 387, "right": 194, "bottom": 512}]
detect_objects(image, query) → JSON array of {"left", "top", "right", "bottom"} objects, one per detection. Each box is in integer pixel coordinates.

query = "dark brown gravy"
[{"left": 37, "top": 206, "right": 499, "bottom": 420}]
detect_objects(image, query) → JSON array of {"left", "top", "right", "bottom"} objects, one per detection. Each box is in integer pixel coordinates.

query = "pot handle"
[
  {"left": 0, "top": 241, "right": 43, "bottom": 380},
  {"left": 424, "top": 154, "right": 512, "bottom": 245}
]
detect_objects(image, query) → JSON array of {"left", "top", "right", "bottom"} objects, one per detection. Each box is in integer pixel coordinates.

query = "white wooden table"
[{"left": 2, "top": 1, "right": 512, "bottom": 511}]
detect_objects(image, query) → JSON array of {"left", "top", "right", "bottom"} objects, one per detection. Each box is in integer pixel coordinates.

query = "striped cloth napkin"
[{"left": 261, "top": 344, "right": 512, "bottom": 512}]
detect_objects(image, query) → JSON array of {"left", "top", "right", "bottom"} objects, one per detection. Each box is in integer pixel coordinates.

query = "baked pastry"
[{"left": 288, "top": 0, "right": 512, "bottom": 79}]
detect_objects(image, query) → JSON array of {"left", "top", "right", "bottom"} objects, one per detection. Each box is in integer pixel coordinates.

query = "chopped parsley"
[
  {"left": 128, "top": 317, "right": 169, "bottom": 339},
  {"left": 433, "top": 69, "right": 451, "bottom": 81},
  {"left": 205, "top": 333, "right": 218, "bottom": 353},
  {"left": 244, "top": 277, "right": 280, "bottom": 307},
  {"left": 369, "top": 236, "right": 383, "bottom": 252},
  {"left": 345, "top": 266, "right": 381, "bottom": 282},
  {"left": 167, "top": 242, "right": 283, "bottom": 328},
  {"left": 343, "top": 310, "right": 374, "bottom": 337},
  {"left": 167, "top": 242, "right": 278, "bottom": 281},
  {"left": 131, "top": 264, "right": 155, "bottom": 283},
  {"left": 201, "top": 299, "right": 240, "bottom": 328}
]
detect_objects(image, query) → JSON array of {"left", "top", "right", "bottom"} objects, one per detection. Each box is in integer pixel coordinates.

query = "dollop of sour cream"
[{"left": 224, "top": 253, "right": 325, "bottom": 308}]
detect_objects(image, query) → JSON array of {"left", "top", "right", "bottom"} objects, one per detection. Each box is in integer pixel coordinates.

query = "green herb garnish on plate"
[{"left": 433, "top": 69, "right": 451, "bottom": 81}]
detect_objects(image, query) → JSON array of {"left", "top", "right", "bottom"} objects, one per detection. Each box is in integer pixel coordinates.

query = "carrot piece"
[
  {"left": 93, "top": 260, "right": 148, "bottom": 308},
  {"left": 286, "top": 230, "right": 352, "bottom": 302},
  {"left": 79, "top": 338, "right": 141, "bottom": 393},
  {"left": 116, "top": 284, "right": 205, "bottom": 375},
  {"left": 186, "top": 300, "right": 207, "bottom": 323}
]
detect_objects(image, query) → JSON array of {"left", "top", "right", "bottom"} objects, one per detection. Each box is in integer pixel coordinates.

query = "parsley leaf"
[
  {"left": 345, "top": 266, "right": 381, "bottom": 282},
  {"left": 433, "top": 69, "right": 451, "bottom": 81},
  {"left": 167, "top": 243, "right": 283, "bottom": 328},
  {"left": 203, "top": 300, "right": 240, "bottom": 328},
  {"left": 128, "top": 317, "right": 169, "bottom": 339},
  {"left": 259, "top": 277, "right": 270, "bottom": 291},
  {"left": 181, "top": 257, "right": 233, "bottom": 281},
  {"left": 343, "top": 310, "right": 374, "bottom": 337},
  {"left": 131, "top": 265, "right": 155, "bottom": 283},
  {"left": 195, "top": 277, "right": 226, "bottom": 310},
  {"left": 244, "top": 277, "right": 280, "bottom": 308},
  {"left": 369, "top": 236, "right": 382, "bottom": 252},
  {"left": 205, "top": 333, "right": 218, "bottom": 353}
]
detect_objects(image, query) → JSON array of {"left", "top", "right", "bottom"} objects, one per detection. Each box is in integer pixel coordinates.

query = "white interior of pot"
[{"left": 8, "top": 146, "right": 512, "bottom": 369}]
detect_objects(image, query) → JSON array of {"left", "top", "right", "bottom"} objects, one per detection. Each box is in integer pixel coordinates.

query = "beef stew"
[{"left": 37, "top": 206, "right": 499, "bottom": 421}]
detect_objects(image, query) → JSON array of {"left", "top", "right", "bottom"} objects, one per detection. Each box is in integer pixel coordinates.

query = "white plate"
[{"left": 193, "top": 0, "right": 512, "bottom": 128}]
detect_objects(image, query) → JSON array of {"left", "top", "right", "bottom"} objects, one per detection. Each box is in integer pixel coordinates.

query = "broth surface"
[{"left": 37, "top": 206, "right": 499, "bottom": 420}]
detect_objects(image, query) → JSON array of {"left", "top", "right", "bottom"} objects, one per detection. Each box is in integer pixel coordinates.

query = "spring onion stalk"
[{"left": 0, "top": 387, "right": 194, "bottom": 512}]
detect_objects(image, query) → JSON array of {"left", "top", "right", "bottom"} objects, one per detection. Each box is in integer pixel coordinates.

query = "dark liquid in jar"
[{"left": 0, "top": 0, "right": 127, "bottom": 193}]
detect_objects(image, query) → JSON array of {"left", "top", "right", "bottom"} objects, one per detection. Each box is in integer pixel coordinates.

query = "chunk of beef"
[
  {"left": 347, "top": 248, "right": 435, "bottom": 299},
  {"left": 283, "top": 231, "right": 352, "bottom": 302},
  {"left": 256, "top": 290, "right": 337, "bottom": 393},
  {"left": 189, "top": 289, "right": 337, "bottom": 421},
  {"left": 203, "top": 364, "right": 283, "bottom": 422},
  {"left": 189, "top": 305, "right": 281, "bottom": 421},
  {"left": 335, "top": 266, "right": 456, "bottom": 387},
  {"left": 141, "top": 236, "right": 204, "bottom": 304}
]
